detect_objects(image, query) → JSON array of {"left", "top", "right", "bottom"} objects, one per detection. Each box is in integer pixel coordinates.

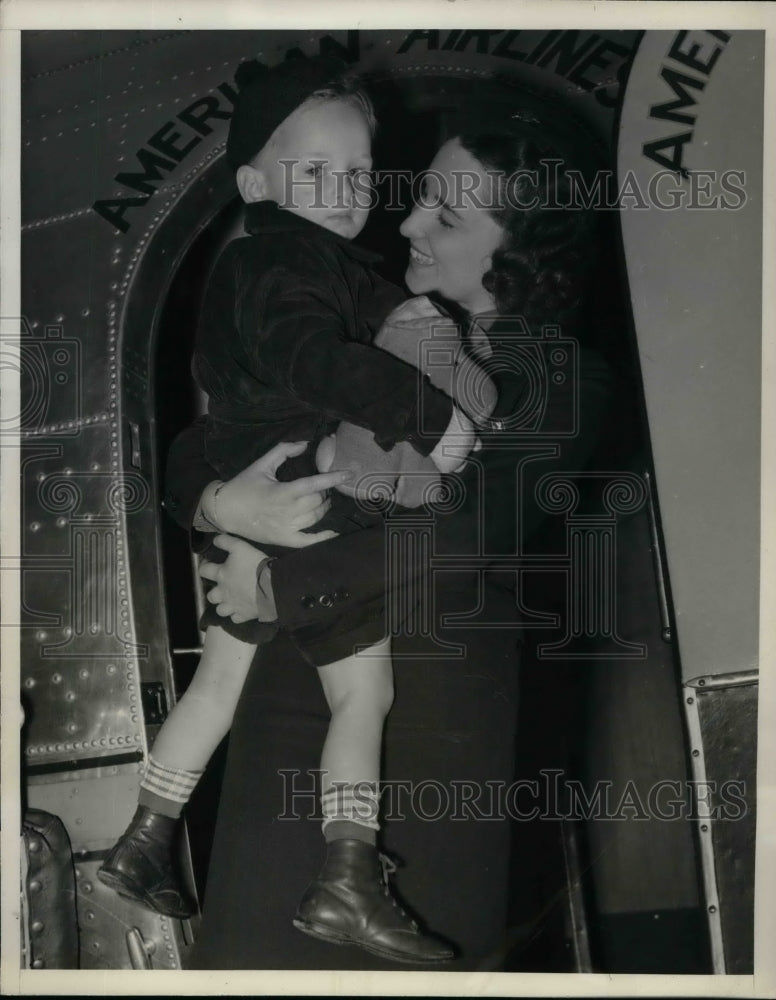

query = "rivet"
[
  {"left": 28, "top": 840, "right": 41, "bottom": 853},
  {"left": 65, "top": 691, "right": 75, "bottom": 702},
  {"left": 85, "top": 910, "right": 95, "bottom": 920},
  {"left": 24, "top": 678, "right": 35, "bottom": 688},
  {"left": 52, "top": 673, "right": 62, "bottom": 684},
  {"left": 107, "top": 663, "right": 116, "bottom": 674},
  {"left": 31, "top": 959, "right": 45, "bottom": 969},
  {"left": 30, "top": 521, "right": 41, "bottom": 532},
  {"left": 35, "top": 630, "right": 47, "bottom": 641},
  {"left": 692, "top": 749, "right": 700, "bottom": 757},
  {"left": 82, "top": 881, "right": 93, "bottom": 893},
  {"left": 701, "top": 824, "right": 709, "bottom": 832},
  {"left": 67, "top": 723, "right": 77, "bottom": 734},
  {"left": 64, "top": 467, "right": 72, "bottom": 476},
  {"left": 79, "top": 668, "right": 89, "bottom": 679},
  {"left": 63, "top": 626, "right": 72, "bottom": 637},
  {"left": 698, "top": 678, "right": 706, "bottom": 686},
  {"left": 686, "top": 697, "right": 694, "bottom": 704},
  {"left": 75, "top": 817, "right": 83, "bottom": 825},
  {"left": 708, "top": 905, "right": 717, "bottom": 914},
  {"left": 56, "top": 517, "right": 67, "bottom": 528},
  {"left": 29, "top": 880, "right": 41, "bottom": 892},
  {"left": 36, "top": 472, "right": 46, "bottom": 482}
]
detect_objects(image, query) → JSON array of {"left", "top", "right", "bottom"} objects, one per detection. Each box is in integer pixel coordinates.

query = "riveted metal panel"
[
  {"left": 22, "top": 656, "right": 144, "bottom": 769},
  {"left": 684, "top": 674, "right": 756, "bottom": 974},
  {"left": 16, "top": 319, "right": 88, "bottom": 435},
  {"left": 27, "top": 766, "right": 145, "bottom": 849},
  {"left": 74, "top": 860, "right": 195, "bottom": 970},
  {"left": 22, "top": 811, "right": 80, "bottom": 970},
  {"left": 22, "top": 31, "right": 237, "bottom": 223},
  {"left": 21, "top": 30, "right": 302, "bottom": 226}
]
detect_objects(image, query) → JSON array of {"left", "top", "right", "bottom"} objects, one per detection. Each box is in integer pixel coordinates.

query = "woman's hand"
[
  {"left": 200, "top": 535, "right": 271, "bottom": 623},
  {"left": 200, "top": 441, "right": 353, "bottom": 547}
]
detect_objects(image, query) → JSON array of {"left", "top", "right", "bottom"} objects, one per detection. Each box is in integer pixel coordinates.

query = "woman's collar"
[
  {"left": 425, "top": 295, "right": 498, "bottom": 359},
  {"left": 467, "top": 313, "right": 497, "bottom": 360}
]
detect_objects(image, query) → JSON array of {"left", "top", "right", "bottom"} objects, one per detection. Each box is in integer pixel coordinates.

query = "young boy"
[{"left": 98, "top": 54, "right": 478, "bottom": 964}]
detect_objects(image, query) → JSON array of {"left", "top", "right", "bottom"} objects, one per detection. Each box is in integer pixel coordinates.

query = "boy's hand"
[
  {"left": 201, "top": 441, "right": 352, "bottom": 548},
  {"left": 429, "top": 407, "right": 478, "bottom": 474},
  {"left": 200, "top": 535, "right": 267, "bottom": 623}
]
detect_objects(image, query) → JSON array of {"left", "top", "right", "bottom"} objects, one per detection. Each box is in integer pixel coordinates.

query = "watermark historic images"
[{"left": 278, "top": 770, "right": 748, "bottom": 824}]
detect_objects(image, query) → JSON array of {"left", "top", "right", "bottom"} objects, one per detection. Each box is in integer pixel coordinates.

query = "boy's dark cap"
[{"left": 226, "top": 51, "right": 349, "bottom": 170}]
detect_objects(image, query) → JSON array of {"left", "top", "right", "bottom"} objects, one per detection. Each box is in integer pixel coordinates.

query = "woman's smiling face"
[{"left": 400, "top": 138, "right": 505, "bottom": 315}]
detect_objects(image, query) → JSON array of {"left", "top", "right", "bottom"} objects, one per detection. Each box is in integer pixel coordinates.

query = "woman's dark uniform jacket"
[{"left": 162, "top": 323, "right": 616, "bottom": 970}]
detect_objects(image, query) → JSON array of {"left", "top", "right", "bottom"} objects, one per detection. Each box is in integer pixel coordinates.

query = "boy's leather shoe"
[
  {"left": 97, "top": 805, "right": 195, "bottom": 919},
  {"left": 293, "top": 838, "right": 456, "bottom": 964}
]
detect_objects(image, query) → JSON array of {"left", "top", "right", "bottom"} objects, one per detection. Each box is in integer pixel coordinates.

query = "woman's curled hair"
[{"left": 458, "top": 126, "right": 599, "bottom": 330}]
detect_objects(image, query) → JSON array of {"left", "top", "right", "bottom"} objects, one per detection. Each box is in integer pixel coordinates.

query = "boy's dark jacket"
[{"left": 192, "top": 200, "right": 453, "bottom": 483}]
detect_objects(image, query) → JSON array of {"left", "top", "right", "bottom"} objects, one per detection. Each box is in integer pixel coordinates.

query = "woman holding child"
[{"left": 156, "top": 61, "right": 615, "bottom": 970}]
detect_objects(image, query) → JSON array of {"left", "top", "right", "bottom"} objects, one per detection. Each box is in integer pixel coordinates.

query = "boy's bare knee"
[{"left": 329, "top": 667, "right": 394, "bottom": 718}]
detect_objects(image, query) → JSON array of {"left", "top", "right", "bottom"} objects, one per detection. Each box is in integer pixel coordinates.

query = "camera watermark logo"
[{"left": 1, "top": 317, "right": 82, "bottom": 436}]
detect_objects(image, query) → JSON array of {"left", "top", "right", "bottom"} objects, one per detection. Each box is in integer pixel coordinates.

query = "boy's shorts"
[{"left": 198, "top": 490, "right": 387, "bottom": 661}]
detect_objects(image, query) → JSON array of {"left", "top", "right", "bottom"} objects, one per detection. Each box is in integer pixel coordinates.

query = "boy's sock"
[
  {"left": 321, "top": 782, "right": 380, "bottom": 847},
  {"left": 137, "top": 755, "right": 204, "bottom": 820}
]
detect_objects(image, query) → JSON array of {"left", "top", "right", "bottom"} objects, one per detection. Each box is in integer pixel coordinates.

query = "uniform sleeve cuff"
[
  {"left": 255, "top": 557, "right": 279, "bottom": 623},
  {"left": 402, "top": 380, "right": 454, "bottom": 457}
]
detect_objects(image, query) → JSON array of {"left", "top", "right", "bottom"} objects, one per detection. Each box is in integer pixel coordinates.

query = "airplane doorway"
[{"left": 144, "top": 75, "right": 705, "bottom": 972}]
